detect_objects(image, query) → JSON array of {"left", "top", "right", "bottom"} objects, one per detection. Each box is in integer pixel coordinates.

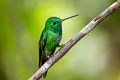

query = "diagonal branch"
[{"left": 28, "top": 0, "right": 120, "bottom": 80}]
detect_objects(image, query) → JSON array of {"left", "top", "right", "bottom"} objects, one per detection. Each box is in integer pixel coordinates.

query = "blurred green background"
[{"left": 0, "top": 0, "right": 120, "bottom": 80}]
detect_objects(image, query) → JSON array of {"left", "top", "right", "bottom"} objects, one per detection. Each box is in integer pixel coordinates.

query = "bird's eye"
[{"left": 52, "top": 22, "right": 57, "bottom": 25}]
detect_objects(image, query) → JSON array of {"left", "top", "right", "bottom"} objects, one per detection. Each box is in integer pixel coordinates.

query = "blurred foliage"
[{"left": 0, "top": 0, "right": 120, "bottom": 80}]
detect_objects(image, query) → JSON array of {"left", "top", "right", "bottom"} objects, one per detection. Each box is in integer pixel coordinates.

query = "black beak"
[{"left": 62, "top": 14, "right": 79, "bottom": 21}]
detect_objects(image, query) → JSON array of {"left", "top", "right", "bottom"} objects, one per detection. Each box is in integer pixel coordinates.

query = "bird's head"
[
  {"left": 45, "top": 14, "right": 79, "bottom": 29},
  {"left": 45, "top": 17, "right": 62, "bottom": 29}
]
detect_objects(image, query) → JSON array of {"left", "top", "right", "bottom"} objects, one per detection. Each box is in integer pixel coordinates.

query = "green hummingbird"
[{"left": 38, "top": 14, "right": 79, "bottom": 78}]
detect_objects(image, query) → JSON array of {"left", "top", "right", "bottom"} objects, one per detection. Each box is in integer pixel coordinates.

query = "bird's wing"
[{"left": 38, "top": 29, "right": 47, "bottom": 68}]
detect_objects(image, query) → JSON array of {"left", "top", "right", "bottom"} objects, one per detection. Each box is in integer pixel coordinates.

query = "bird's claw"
[{"left": 58, "top": 44, "right": 64, "bottom": 47}]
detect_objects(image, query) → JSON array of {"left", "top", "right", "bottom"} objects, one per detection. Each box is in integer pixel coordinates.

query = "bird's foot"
[{"left": 58, "top": 44, "right": 64, "bottom": 47}]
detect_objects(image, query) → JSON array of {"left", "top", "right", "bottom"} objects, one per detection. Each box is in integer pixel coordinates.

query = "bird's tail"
[
  {"left": 42, "top": 70, "right": 48, "bottom": 78},
  {"left": 39, "top": 53, "right": 48, "bottom": 78},
  {"left": 40, "top": 59, "right": 48, "bottom": 78}
]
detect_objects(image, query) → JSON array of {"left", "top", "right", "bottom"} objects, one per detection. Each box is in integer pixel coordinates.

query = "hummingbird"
[{"left": 38, "top": 14, "right": 79, "bottom": 78}]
